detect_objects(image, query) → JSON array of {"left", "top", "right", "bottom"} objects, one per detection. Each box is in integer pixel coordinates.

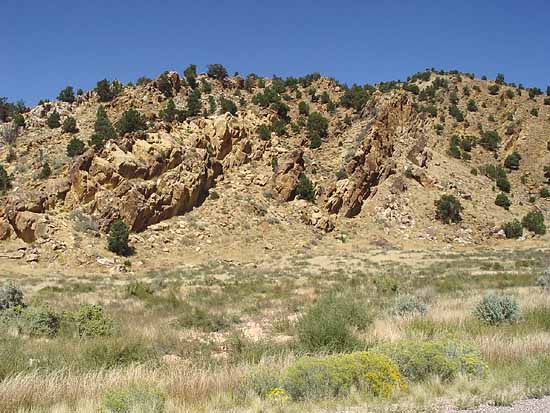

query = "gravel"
[{"left": 457, "top": 397, "right": 550, "bottom": 413}]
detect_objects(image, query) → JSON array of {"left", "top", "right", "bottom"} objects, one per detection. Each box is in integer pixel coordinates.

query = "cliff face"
[{"left": 1, "top": 69, "right": 549, "bottom": 266}]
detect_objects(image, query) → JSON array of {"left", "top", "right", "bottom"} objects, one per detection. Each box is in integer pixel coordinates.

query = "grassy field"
[{"left": 1, "top": 246, "right": 550, "bottom": 412}]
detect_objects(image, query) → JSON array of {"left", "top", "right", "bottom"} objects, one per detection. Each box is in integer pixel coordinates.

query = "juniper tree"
[{"left": 57, "top": 86, "right": 75, "bottom": 103}]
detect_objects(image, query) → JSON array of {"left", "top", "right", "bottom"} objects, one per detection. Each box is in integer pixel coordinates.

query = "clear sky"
[{"left": 4, "top": 0, "right": 550, "bottom": 105}]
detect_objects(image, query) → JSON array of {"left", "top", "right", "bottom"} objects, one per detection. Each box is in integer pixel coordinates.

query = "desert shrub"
[
  {"left": 536, "top": 269, "right": 550, "bottom": 289},
  {"left": 102, "top": 383, "right": 166, "bottom": 413},
  {"left": 530, "top": 108, "right": 539, "bottom": 117},
  {"left": 474, "top": 294, "right": 520, "bottom": 325},
  {"left": 207, "top": 63, "right": 228, "bottom": 81},
  {"left": 390, "top": 294, "right": 427, "bottom": 317},
  {"left": 0, "top": 282, "right": 25, "bottom": 310},
  {"left": 270, "top": 118, "right": 286, "bottom": 137},
  {"left": 479, "top": 130, "right": 501, "bottom": 151},
  {"left": 295, "top": 173, "right": 315, "bottom": 202},
  {"left": 0, "top": 164, "right": 13, "bottom": 192},
  {"left": 183, "top": 64, "right": 197, "bottom": 89},
  {"left": 298, "top": 101, "right": 309, "bottom": 115},
  {"left": 503, "top": 219, "right": 523, "bottom": 239},
  {"left": 296, "top": 291, "right": 370, "bottom": 353},
  {"left": 136, "top": 76, "right": 151, "bottom": 86},
  {"left": 108, "top": 220, "right": 131, "bottom": 256},
  {"left": 447, "top": 144, "right": 461, "bottom": 159},
  {"left": 159, "top": 99, "right": 176, "bottom": 122},
  {"left": 73, "top": 304, "right": 113, "bottom": 338},
  {"left": 495, "top": 193, "right": 511, "bottom": 209},
  {"left": 544, "top": 98, "right": 550, "bottom": 106},
  {"left": 282, "top": 352, "right": 403, "bottom": 400},
  {"left": 496, "top": 177, "right": 511, "bottom": 193},
  {"left": 466, "top": 99, "right": 478, "bottom": 112},
  {"left": 62, "top": 116, "right": 78, "bottom": 133},
  {"left": 116, "top": 109, "right": 146, "bottom": 136},
  {"left": 219, "top": 96, "right": 237, "bottom": 115},
  {"left": 174, "top": 305, "right": 233, "bottom": 332},
  {"left": 257, "top": 124, "right": 271, "bottom": 141},
  {"left": 186, "top": 89, "right": 202, "bottom": 117},
  {"left": 540, "top": 188, "right": 550, "bottom": 198},
  {"left": 47, "top": 111, "right": 61, "bottom": 128},
  {"left": 495, "top": 73, "right": 505, "bottom": 85},
  {"left": 95, "top": 79, "right": 116, "bottom": 102},
  {"left": 57, "top": 86, "right": 75, "bottom": 103},
  {"left": 19, "top": 306, "right": 60, "bottom": 337},
  {"left": 13, "top": 113, "right": 25, "bottom": 129},
  {"left": 522, "top": 211, "right": 546, "bottom": 235},
  {"left": 435, "top": 194, "right": 462, "bottom": 224},
  {"left": 506, "top": 89, "right": 515, "bottom": 99},
  {"left": 95, "top": 106, "right": 116, "bottom": 139},
  {"left": 488, "top": 84, "right": 500, "bottom": 95},
  {"left": 481, "top": 164, "right": 507, "bottom": 181},
  {"left": 504, "top": 152, "right": 521, "bottom": 170},
  {"left": 82, "top": 339, "right": 155, "bottom": 370},
  {"left": 448, "top": 104, "right": 464, "bottom": 122},
  {"left": 307, "top": 112, "right": 328, "bottom": 139},
  {"left": 39, "top": 162, "right": 51, "bottom": 179},
  {"left": 375, "top": 340, "right": 487, "bottom": 382}
]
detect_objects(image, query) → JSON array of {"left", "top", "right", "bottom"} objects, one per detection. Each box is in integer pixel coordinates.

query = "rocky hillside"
[{"left": 1, "top": 68, "right": 549, "bottom": 269}]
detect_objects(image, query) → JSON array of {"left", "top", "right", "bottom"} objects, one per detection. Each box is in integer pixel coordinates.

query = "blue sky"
[{"left": 4, "top": 0, "right": 549, "bottom": 105}]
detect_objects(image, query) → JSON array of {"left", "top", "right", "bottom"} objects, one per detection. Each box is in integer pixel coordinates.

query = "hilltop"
[{"left": 1, "top": 67, "right": 550, "bottom": 272}]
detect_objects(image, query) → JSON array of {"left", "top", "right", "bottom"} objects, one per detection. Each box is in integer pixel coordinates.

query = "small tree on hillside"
[
  {"left": 504, "top": 152, "right": 521, "bottom": 170},
  {"left": 13, "top": 113, "right": 26, "bottom": 129},
  {"left": 159, "top": 99, "right": 177, "bottom": 122},
  {"left": 495, "top": 73, "right": 505, "bottom": 85},
  {"left": 186, "top": 89, "right": 202, "bottom": 117},
  {"left": 296, "top": 173, "right": 315, "bottom": 202},
  {"left": 107, "top": 220, "right": 131, "bottom": 256},
  {"left": 207, "top": 64, "right": 228, "bottom": 81},
  {"left": 184, "top": 64, "right": 197, "bottom": 89},
  {"left": 47, "top": 111, "right": 61, "bottom": 128},
  {"left": 307, "top": 112, "right": 328, "bottom": 149},
  {"left": 435, "top": 194, "right": 463, "bottom": 224},
  {"left": 0, "top": 164, "right": 13, "bottom": 193},
  {"left": 62, "top": 116, "right": 78, "bottom": 133},
  {"left": 95, "top": 79, "right": 115, "bottom": 102},
  {"left": 115, "top": 108, "right": 146, "bottom": 136},
  {"left": 57, "top": 86, "right": 75, "bottom": 103},
  {"left": 66, "top": 137, "right": 86, "bottom": 157},
  {"left": 522, "top": 211, "right": 546, "bottom": 235},
  {"left": 495, "top": 193, "right": 511, "bottom": 210}
]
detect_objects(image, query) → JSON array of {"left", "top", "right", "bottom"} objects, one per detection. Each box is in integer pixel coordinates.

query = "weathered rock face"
[
  {"left": 62, "top": 114, "right": 265, "bottom": 233},
  {"left": 272, "top": 150, "right": 305, "bottom": 201},
  {"left": 323, "top": 93, "right": 428, "bottom": 217}
]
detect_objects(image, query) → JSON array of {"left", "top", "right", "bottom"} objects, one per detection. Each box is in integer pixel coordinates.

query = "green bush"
[
  {"left": 296, "top": 291, "right": 370, "bottom": 353},
  {"left": 257, "top": 124, "right": 271, "bottom": 141},
  {"left": 295, "top": 173, "right": 315, "bottom": 202},
  {"left": 13, "top": 113, "right": 25, "bottom": 129},
  {"left": 116, "top": 109, "right": 146, "bottom": 136},
  {"left": 62, "top": 116, "right": 78, "bottom": 133},
  {"left": 57, "top": 86, "right": 75, "bottom": 103},
  {"left": 466, "top": 99, "right": 478, "bottom": 112},
  {"left": 540, "top": 188, "right": 550, "bottom": 198},
  {"left": 102, "top": 383, "right": 166, "bottom": 413},
  {"left": 90, "top": 106, "right": 116, "bottom": 150},
  {"left": 503, "top": 220, "right": 523, "bottom": 239},
  {"left": 449, "top": 105, "right": 464, "bottom": 122},
  {"left": 298, "top": 101, "right": 309, "bottom": 115},
  {"left": 504, "top": 152, "right": 521, "bottom": 170},
  {"left": 488, "top": 84, "right": 500, "bottom": 95},
  {"left": 174, "top": 305, "right": 233, "bottom": 333},
  {"left": 82, "top": 339, "right": 154, "bottom": 369},
  {"left": 390, "top": 294, "right": 427, "bottom": 317},
  {"left": 207, "top": 64, "right": 228, "bottom": 81},
  {"left": 474, "top": 294, "right": 520, "bottom": 325},
  {"left": 219, "top": 96, "right": 237, "bottom": 115},
  {"left": 479, "top": 130, "right": 501, "bottom": 151},
  {"left": 47, "top": 111, "right": 61, "bottom": 128},
  {"left": 19, "top": 306, "right": 60, "bottom": 337},
  {"left": 0, "top": 282, "right": 25, "bottom": 310},
  {"left": 435, "top": 194, "right": 463, "bottom": 224},
  {"left": 184, "top": 64, "right": 197, "bottom": 89},
  {"left": 374, "top": 340, "right": 487, "bottom": 382},
  {"left": 39, "top": 162, "right": 52, "bottom": 179},
  {"left": 95, "top": 79, "right": 116, "bottom": 102},
  {"left": 108, "top": 220, "right": 131, "bottom": 256},
  {"left": 537, "top": 269, "right": 550, "bottom": 290},
  {"left": 186, "top": 89, "right": 202, "bottom": 117},
  {"left": 73, "top": 304, "right": 113, "bottom": 338},
  {"left": 159, "top": 99, "right": 176, "bottom": 122},
  {"left": 495, "top": 193, "right": 511, "bottom": 209},
  {"left": 522, "top": 211, "right": 546, "bottom": 235},
  {"left": 496, "top": 177, "right": 511, "bottom": 193},
  {"left": 530, "top": 108, "right": 539, "bottom": 117},
  {"left": 307, "top": 112, "right": 328, "bottom": 147},
  {"left": 0, "top": 164, "right": 12, "bottom": 192},
  {"left": 282, "top": 352, "right": 403, "bottom": 400}
]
